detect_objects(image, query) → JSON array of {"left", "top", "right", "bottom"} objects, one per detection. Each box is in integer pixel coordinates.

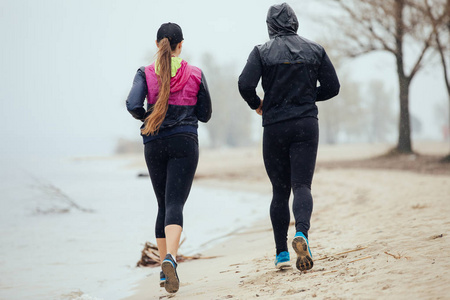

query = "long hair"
[{"left": 141, "top": 38, "right": 177, "bottom": 136}]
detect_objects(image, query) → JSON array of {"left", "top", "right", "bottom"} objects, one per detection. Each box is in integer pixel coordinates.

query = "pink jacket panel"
[{"left": 145, "top": 60, "right": 202, "bottom": 106}]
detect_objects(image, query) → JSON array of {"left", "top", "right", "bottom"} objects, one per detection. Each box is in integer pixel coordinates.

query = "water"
[{"left": 0, "top": 155, "right": 268, "bottom": 300}]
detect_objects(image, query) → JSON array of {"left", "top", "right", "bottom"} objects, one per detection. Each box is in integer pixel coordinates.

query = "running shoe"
[
  {"left": 159, "top": 270, "right": 165, "bottom": 288},
  {"left": 161, "top": 254, "right": 179, "bottom": 293},
  {"left": 275, "top": 251, "right": 291, "bottom": 269},
  {"left": 292, "top": 232, "right": 314, "bottom": 271}
]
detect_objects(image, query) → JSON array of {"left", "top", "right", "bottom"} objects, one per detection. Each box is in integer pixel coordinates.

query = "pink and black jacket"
[{"left": 126, "top": 59, "right": 212, "bottom": 143}]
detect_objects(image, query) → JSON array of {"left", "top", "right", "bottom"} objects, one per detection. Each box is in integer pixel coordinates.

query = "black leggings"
[
  {"left": 144, "top": 134, "right": 199, "bottom": 239},
  {"left": 263, "top": 117, "right": 318, "bottom": 255}
]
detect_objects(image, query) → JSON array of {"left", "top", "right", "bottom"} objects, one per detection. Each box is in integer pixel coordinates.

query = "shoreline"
[{"left": 124, "top": 142, "right": 450, "bottom": 299}]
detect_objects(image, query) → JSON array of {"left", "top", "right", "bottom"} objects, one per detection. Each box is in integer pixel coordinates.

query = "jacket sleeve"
[
  {"left": 316, "top": 50, "right": 340, "bottom": 101},
  {"left": 238, "top": 47, "right": 263, "bottom": 110},
  {"left": 195, "top": 71, "right": 212, "bottom": 123},
  {"left": 126, "top": 67, "right": 147, "bottom": 121}
]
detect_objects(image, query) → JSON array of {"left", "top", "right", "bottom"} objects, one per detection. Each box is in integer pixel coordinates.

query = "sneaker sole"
[
  {"left": 292, "top": 236, "right": 313, "bottom": 271},
  {"left": 276, "top": 261, "right": 291, "bottom": 270},
  {"left": 161, "top": 260, "right": 179, "bottom": 293},
  {"left": 159, "top": 280, "right": 165, "bottom": 288}
]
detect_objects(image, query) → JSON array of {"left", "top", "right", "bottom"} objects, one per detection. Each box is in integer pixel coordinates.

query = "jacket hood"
[
  {"left": 266, "top": 2, "right": 299, "bottom": 39},
  {"left": 153, "top": 58, "right": 192, "bottom": 93},
  {"left": 170, "top": 59, "right": 192, "bottom": 92}
]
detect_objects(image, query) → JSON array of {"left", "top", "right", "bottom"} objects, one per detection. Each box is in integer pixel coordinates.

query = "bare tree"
[
  {"left": 200, "top": 53, "right": 252, "bottom": 148},
  {"left": 423, "top": 0, "right": 449, "bottom": 97},
  {"left": 323, "top": 0, "right": 446, "bottom": 153},
  {"left": 318, "top": 74, "right": 397, "bottom": 144},
  {"left": 318, "top": 72, "right": 367, "bottom": 144},
  {"left": 366, "top": 80, "right": 397, "bottom": 143},
  {"left": 422, "top": 0, "right": 450, "bottom": 159},
  {"left": 434, "top": 101, "right": 450, "bottom": 141}
]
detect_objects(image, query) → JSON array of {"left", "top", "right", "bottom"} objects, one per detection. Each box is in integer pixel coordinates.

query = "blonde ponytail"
[{"left": 141, "top": 38, "right": 174, "bottom": 136}]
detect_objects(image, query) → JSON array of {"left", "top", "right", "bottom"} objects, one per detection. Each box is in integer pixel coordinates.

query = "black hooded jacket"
[{"left": 238, "top": 3, "right": 340, "bottom": 126}]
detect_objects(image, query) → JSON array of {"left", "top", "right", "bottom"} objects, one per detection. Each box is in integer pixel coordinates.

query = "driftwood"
[
  {"left": 348, "top": 255, "right": 372, "bottom": 263},
  {"left": 136, "top": 241, "right": 219, "bottom": 267},
  {"left": 384, "top": 251, "right": 411, "bottom": 260}
]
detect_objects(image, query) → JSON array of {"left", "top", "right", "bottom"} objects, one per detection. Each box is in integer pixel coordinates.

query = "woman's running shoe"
[
  {"left": 159, "top": 270, "right": 165, "bottom": 287},
  {"left": 275, "top": 251, "right": 291, "bottom": 269},
  {"left": 161, "top": 254, "right": 179, "bottom": 293}
]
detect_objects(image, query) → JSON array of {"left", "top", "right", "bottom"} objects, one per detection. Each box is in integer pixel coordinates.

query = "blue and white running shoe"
[
  {"left": 292, "top": 232, "right": 313, "bottom": 271},
  {"left": 161, "top": 254, "right": 179, "bottom": 293}
]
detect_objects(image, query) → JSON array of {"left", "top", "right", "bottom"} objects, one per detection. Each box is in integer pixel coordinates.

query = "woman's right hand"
[{"left": 256, "top": 99, "right": 263, "bottom": 116}]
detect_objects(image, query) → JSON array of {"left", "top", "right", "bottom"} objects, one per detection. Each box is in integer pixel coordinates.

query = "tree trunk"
[
  {"left": 445, "top": 101, "right": 450, "bottom": 161},
  {"left": 394, "top": 0, "right": 413, "bottom": 154},
  {"left": 397, "top": 75, "right": 413, "bottom": 153},
  {"left": 434, "top": 19, "right": 450, "bottom": 156},
  {"left": 440, "top": 43, "right": 450, "bottom": 155}
]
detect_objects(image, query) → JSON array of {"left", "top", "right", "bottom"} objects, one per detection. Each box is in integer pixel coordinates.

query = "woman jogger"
[{"left": 127, "top": 22, "right": 212, "bottom": 293}]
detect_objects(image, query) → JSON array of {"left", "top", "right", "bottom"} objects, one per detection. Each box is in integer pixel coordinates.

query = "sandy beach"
[{"left": 125, "top": 142, "right": 450, "bottom": 300}]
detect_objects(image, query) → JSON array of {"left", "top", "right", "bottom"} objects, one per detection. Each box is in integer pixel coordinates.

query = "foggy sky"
[{"left": 0, "top": 0, "right": 447, "bottom": 160}]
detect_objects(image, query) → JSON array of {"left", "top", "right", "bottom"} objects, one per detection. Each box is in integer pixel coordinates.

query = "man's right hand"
[{"left": 256, "top": 99, "right": 263, "bottom": 116}]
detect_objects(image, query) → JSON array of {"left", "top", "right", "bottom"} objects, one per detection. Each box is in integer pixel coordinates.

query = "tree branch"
[
  {"left": 407, "top": 33, "right": 433, "bottom": 80},
  {"left": 332, "top": 0, "right": 396, "bottom": 53},
  {"left": 424, "top": 0, "right": 450, "bottom": 96}
]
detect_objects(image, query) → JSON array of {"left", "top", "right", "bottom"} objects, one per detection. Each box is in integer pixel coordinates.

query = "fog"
[{"left": 0, "top": 0, "right": 447, "bottom": 160}]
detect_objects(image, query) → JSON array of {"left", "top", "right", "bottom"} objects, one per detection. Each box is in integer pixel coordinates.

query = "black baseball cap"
[{"left": 157, "top": 22, "right": 184, "bottom": 45}]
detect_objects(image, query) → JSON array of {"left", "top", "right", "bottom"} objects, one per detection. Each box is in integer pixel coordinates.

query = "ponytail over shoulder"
[{"left": 141, "top": 38, "right": 174, "bottom": 136}]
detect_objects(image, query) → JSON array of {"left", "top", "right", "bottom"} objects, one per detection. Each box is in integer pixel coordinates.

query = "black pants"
[
  {"left": 144, "top": 134, "right": 199, "bottom": 239},
  {"left": 263, "top": 117, "right": 319, "bottom": 255}
]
